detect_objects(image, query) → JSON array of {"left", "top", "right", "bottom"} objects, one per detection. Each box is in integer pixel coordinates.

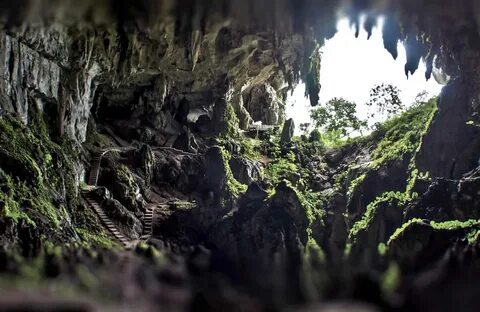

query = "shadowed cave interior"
[{"left": 1, "top": 1, "right": 480, "bottom": 311}]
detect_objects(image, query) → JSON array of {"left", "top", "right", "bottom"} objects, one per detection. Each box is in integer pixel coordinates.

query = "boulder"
[
  {"left": 204, "top": 146, "right": 228, "bottom": 196},
  {"left": 270, "top": 181, "right": 309, "bottom": 243},
  {"left": 280, "top": 118, "right": 295, "bottom": 144},
  {"left": 103, "top": 198, "right": 143, "bottom": 239},
  {"left": 112, "top": 166, "right": 146, "bottom": 215},
  {"left": 416, "top": 78, "right": 480, "bottom": 178},
  {"left": 237, "top": 182, "right": 268, "bottom": 220},
  {"left": 134, "top": 144, "right": 156, "bottom": 184},
  {"left": 229, "top": 156, "right": 262, "bottom": 185},
  {"left": 173, "top": 127, "right": 199, "bottom": 153}
]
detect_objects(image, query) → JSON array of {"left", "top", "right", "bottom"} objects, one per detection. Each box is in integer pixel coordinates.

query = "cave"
[{"left": 1, "top": 1, "right": 480, "bottom": 311}]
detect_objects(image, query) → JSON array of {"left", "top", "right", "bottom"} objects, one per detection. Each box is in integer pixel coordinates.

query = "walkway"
[
  {"left": 82, "top": 190, "right": 134, "bottom": 249},
  {"left": 87, "top": 147, "right": 136, "bottom": 186},
  {"left": 141, "top": 203, "right": 156, "bottom": 240},
  {"left": 85, "top": 141, "right": 199, "bottom": 250}
]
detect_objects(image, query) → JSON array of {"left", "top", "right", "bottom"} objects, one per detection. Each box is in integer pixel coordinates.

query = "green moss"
[
  {"left": 382, "top": 262, "right": 401, "bottom": 294},
  {"left": 378, "top": 242, "right": 387, "bottom": 256},
  {"left": 0, "top": 175, "right": 35, "bottom": 225},
  {"left": 84, "top": 126, "right": 112, "bottom": 149},
  {"left": 347, "top": 173, "right": 366, "bottom": 197},
  {"left": 225, "top": 103, "right": 242, "bottom": 139},
  {"left": 0, "top": 113, "right": 80, "bottom": 229},
  {"left": 430, "top": 219, "right": 480, "bottom": 231},
  {"left": 73, "top": 200, "right": 117, "bottom": 249},
  {"left": 305, "top": 236, "right": 326, "bottom": 263},
  {"left": 220, "top": 147, "right": 248, "bottom": 197},
  {"left": 370, "top": 100, "right": 437, "bottom": 170},
  {"left": 264, "top": 151, "right": 300, "bottom": 185},
  {"left": 350, "top": 192, "right": 409, "bottom": 239},
  {"left": 76, "top": 228, "right": 117, "bottom": 249},
  {"left": 117, "top": 165, "right": 136, "bottom": 190},
  {"left": 387, "top": 218, "right": 425, "bottom": 246}
]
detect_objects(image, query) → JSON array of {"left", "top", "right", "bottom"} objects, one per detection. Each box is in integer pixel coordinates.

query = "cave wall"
[{"left": 1, "top": 1, "right": 480, "bottom": 309}]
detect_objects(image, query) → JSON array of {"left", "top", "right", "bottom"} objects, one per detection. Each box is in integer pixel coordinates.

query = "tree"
[
  {"left": 414, "top": 90, "right": 430, "bottom": 106},
  {"left": 299, "top": 123, "right": 311, "bottom": 136},
  {"left": 310, "top": 97, "right": 367, "bottom": 138},
  {"left": 367, "top": 83, "right": 404, "bottom": 119}
]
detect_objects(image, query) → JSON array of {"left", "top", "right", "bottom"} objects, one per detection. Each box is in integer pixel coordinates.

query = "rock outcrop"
[{"left": 1, "top": 1, "right": 480, "bottom": 311}]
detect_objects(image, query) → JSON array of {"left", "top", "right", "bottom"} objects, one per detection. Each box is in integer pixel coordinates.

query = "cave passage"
[{"left": 0, "top": 1, "right": 480, "bottom": 312}]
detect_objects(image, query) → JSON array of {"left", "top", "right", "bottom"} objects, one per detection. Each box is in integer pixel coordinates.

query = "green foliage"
[
  {"left": 382, "top": 262, "right": 401, "bottom": 294},
  {"left": 220, "top": 148, "right": 248, "bottom": 197},
  {"left": 370, "top": 99, "right": 437, "bottom": 170},
  {"left": 306, "top": 236, "right": 326, "bottom": 263},
  {"left": 347, "top": 174, "right": 366, "bottom": 197},
  {"left": 264, "top": 151, "right": 300, "bottom": 185},
  {"left": 367, "top": 83, "right": 404, "bottom": 120},
  {"left": 430, "top": 220, "right": 480, "bottom": 231},
  {"left": 387, "top": 219, "right": 480, "bottom": 249},
  {"left": 310, "top": 97, "right": 367, "bottom": 138},
  {"left": 295, "top": 186, "right": 325, "bottom": 225},
  {"left": 387, "top": 218, "right": 424, "bottom": 246},
  {"left": 0, "top": 114, "right": 79, "bottom": 228},
  {"left": 348, "top": 191, "right": 410, "bottom": 249}
]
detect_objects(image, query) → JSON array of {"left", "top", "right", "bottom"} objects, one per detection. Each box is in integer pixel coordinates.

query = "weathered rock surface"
[
  {"left": 1, "top": 1, "right": 480, "bottom": 311},
  {"left": 229, "top": 156, "right": 262, "bottom": 185},
  {"left": 416, "top": 78, "right": 480, "bottom": 179},
  {"left": 281, "top": 118, "right": 295, "bottom": 144}
]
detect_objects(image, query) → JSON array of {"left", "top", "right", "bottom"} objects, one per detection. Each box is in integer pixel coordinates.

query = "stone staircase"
[
  {"left": 87, "top": 153, "right": 103, "bottom": 186},
  {"left": 82, "top": 191, "right": 132, "bottom": 249},
  {"left": 141, "top": 204, "right": 156, "bottom": 240}
]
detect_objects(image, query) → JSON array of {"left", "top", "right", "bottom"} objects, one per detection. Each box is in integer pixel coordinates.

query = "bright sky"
[{"left": 286, "top": 17, "right": 443, "bottom": 133}]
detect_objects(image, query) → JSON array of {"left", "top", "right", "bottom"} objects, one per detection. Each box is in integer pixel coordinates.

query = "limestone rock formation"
[{"left": 1, "top": 1, "right": 480, "bottom": 311}]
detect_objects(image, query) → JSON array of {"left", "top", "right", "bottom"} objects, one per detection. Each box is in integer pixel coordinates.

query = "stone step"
[{"left": 82, "top": 193, "right": 133, "bottom": 248}]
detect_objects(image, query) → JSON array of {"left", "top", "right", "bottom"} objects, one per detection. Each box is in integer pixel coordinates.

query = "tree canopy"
[{"left": 310, "top": 97, "right": 367, "bottom": 138}]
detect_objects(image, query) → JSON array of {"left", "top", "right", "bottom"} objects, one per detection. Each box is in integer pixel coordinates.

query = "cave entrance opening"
[{"left": 286, "top": 16, "right": 443, "bottom": 136}]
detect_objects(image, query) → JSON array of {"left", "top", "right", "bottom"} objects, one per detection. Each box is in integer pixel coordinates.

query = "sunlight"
[{"left": 287, "top": 17, "right": 443, "bottom": 134}]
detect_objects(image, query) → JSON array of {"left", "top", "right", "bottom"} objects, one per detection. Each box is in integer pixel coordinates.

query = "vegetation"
[
  {"left": 264, "top": 150, "right": 300, "bottom": 185},
  {"left": 370, "top": 99, "right": 437, "bottom": 170},
  {"left": 339, "top": 98, "right": 437, "bottom": 199},
  {"left": 220, "top": 147, "right": 248, "bottom": 197},
  {"left": 344, "top": 99, "right": 438, "bottom": 255},
  {"left": 0, "top": 113, "right": 78, "bottom": 228},
  {"left": 387, "top": 219, "right": 480, "bottom": 248},
  {"left": 310, "top": 97, "right": 367, "bottom": 139},
  {"left": 387, "top": 218, "right": 425, "bottom": 246},
  {"left": 349, "top": 192, "right": 409, "bottom": 241},
  {"left": 367, "top": 83, "right": 405, "bottom": 121}
]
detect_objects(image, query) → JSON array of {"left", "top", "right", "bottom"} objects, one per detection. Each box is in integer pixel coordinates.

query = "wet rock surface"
[{"left": 1, "top": 1, "right": 480, "bottom": 312}]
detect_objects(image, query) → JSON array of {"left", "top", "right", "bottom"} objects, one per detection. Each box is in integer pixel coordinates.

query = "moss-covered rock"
[
  {"left": 0, "top": 113, "right": 84, "bottom": 247},
  {"left": 387, "top": 219, "right": 480, "bottom": 272}
]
